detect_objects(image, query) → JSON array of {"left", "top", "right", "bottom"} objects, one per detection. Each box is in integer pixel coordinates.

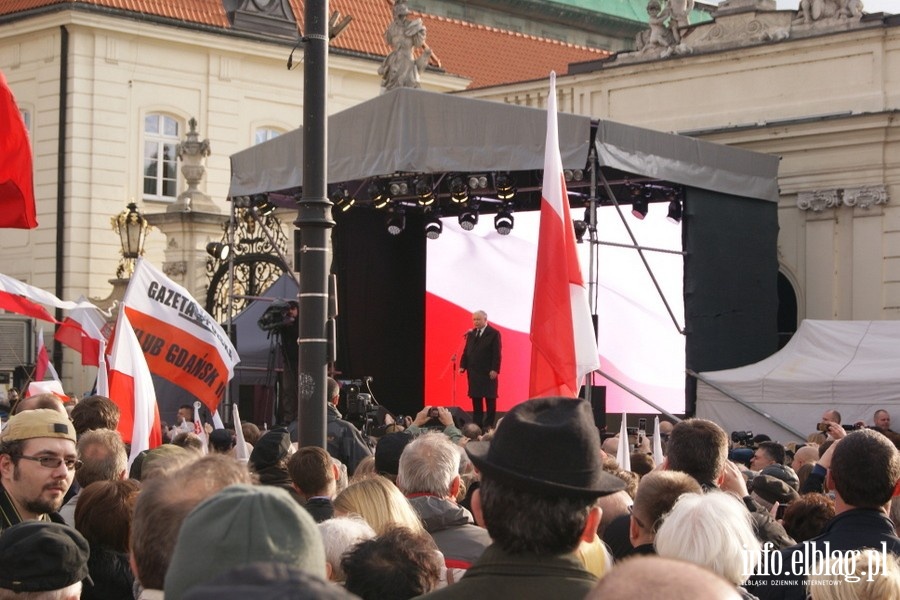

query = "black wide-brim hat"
[{"left": 466, "top": 396, "right": 626, "bottom": 498}]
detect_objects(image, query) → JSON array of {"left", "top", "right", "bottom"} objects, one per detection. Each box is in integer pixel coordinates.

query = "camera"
[
  {"left": 817, "top": 422, "right": 860, "bottom": 432},
  {"left": 428, "top": 408, "right": 439, "bottom": 419},
  {"left": 731, "top": 430, "right": 754, "bottom": 445},
  {"left": 257, "top": 301, "right": 296, "bottom": 332},
  {"left": 346, "top": 392, "right": 377, "bottom": 419}
]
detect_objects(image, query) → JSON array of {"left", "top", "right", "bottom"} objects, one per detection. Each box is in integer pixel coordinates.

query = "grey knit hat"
[{"left": 164, "top": 484, "right": 326, "bottom": 600}]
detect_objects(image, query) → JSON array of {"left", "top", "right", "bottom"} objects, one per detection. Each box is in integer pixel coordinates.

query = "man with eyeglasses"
[{"left": 0, "top": 408, "right": 79, "bottom": 529}]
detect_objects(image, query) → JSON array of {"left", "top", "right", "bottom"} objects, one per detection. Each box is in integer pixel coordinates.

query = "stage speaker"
[
  {"left": 580, "top": 385, "right": 606, "bottom": 431},
  {"left": 445, "top": 406, "right": 472, "bottom": 428}
]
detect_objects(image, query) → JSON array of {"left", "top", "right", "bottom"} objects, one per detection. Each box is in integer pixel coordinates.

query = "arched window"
[
  {"left": 143, "top": 114, "right": 180, "bottom": 201},
  {"left": 777, "top": 271, "right": 798, "bottom": 349},
  {"left": 254, "top": 127, "right": 284, "bottom": 145}
]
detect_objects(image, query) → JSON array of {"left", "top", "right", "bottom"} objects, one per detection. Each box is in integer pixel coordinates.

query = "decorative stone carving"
[
  {"left": 797, "top": 189, "right": 841, "bottom": 212},
  {"left": 379, "top": 0, "right": 433, "bottom": 91},
  {"left": 170, "top": 118, "right": 218, "bottom": 214},
  {"left": 794, "top": 0, "right": 863, "bottom": 25},
  {"left": 163, "top": 261, "right": 188, "bottom": 277},
  {"left": 843, "top": 185, "right": 888, "bottom": 209}
]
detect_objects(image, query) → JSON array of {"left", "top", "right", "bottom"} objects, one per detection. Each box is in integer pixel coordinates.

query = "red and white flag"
[
  {"left": 529, "top": 72, "right": 600, "bottom": 398},
  {"left": 0, "top": 273, "right": 98, "bottom": 323},
  {"left": 34, "top": 327, "right": 60, "bottom": 383},
  {"left": 122, "top": 258, "right": 239, "bottom": 414},
  {"left": 55, "top": 299, "right": 107, "bottom": 367},
  {"left": 108, "top": 309, "right": 162, "bottom": 466},
  {"left": 0, "top": 70, "right": 38, "bottom": 230}
]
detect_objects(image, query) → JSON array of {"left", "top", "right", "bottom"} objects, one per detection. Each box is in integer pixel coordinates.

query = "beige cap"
[{"left": 1, "top": 409, "right": 76, "bottom": 444}]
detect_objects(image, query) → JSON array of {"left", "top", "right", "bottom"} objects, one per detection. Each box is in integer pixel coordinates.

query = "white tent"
[{"left": 695, "top": 320, "right": 900, "bottom": 442}]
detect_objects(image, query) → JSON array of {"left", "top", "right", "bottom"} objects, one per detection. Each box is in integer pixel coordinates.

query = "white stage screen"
[{"left": 424, "top": 204, "right": 686, "bottom": 415}]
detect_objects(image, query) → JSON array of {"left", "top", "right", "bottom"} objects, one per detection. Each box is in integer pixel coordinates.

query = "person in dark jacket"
[
  {"left": 74, "top": 479, "right": 141, "bottom": 600},
  {"left": 420, "top": 397, "right": 626, "bottom": 600},
  {"left": 747, "top": 428, "right": 900, "bottom": 600},
  {"left": 459, "top": 310, "right": 501, "bottom": 429},
  {"left": 288, "top": 446, "right": 337, "bottom": 523},
  {"left": 325, "top": 378, "right": 372, "bottom": 476},
  {"left": 249, "top": 428, "right": 304, "bottom": 506}
]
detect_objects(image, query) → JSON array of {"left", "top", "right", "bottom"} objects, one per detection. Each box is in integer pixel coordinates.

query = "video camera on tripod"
[
  {"left": 257, "top": 300, "right": 297, "bottom": 332},
  {"left": 343, "top": 380, "right": 378, "bottom": 420}
]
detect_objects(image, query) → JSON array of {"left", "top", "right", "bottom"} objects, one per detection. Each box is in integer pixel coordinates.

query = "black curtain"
[
  {"left": 682, "top": 187, "right": 779, "bottom": 414},
  {"left": 332, "top": 209, "right": 426, "bottom": 418}
]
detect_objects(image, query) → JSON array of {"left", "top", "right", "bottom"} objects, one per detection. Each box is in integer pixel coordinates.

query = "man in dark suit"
[{"left": 460, "top": 310, "right": 501, "bottom": 429}]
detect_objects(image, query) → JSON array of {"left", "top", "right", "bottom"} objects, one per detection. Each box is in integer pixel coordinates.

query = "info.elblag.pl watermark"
[{"left": 744, "top": 542, "right": 893, "bottom": 585}]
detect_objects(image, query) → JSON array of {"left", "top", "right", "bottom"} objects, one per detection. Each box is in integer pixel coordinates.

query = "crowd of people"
[{"left": 1, "top": 380, "right": 900, "bottom": 599}]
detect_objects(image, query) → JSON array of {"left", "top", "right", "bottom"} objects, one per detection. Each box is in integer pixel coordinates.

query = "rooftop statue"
[
  {"left": 379, "top": 0, "right": 433, "bottom": 91},
  {"left": 795, "top": 0, "right": 864, "bottom": 23}
]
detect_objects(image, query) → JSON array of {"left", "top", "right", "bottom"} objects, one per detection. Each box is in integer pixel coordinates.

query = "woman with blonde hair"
[{"left": 334, "top": 475, "right": 425, "bottom": 535}]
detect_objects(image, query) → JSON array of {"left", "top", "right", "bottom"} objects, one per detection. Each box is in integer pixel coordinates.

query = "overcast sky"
[{"left": 771, "top": 0, "right": 894, "bottom": 12}]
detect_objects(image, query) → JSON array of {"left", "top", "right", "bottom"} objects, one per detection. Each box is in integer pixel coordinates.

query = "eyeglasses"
[{"left": 15, "top": 455, "right": 82, "bottom": 470}]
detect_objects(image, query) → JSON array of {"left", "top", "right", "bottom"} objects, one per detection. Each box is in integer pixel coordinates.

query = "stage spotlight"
[
  {"left": 667, "top": 199, "right": 683, "bottom": 223},
  {"left": 632, "top": 197, "right": 648, "bottom": 220},
  {"left": 495, "top": 173, "right": 516, "bottom": 200},
  {"left": 450, "top": 177, "right": 468, "bottom": 203},
  {"left": 494, "top": 208, "right": 514, "bottom": 235},
  {"left": 564, "top": 169, "right": 584, "bottom": 182},
  {"left": 458, "top": 209, "right": 478, "bottom": 231},
  {"left": 424, "top": 213, "right": 443, "bottom": 240},
  {"left": 388, "top": 180, "right": 408, "bottom": 197},
  {"left": 330, "top": 187, "right": 355, "bottom": 212},
  {"left": 251, "top": 194, "right": 276, "bottom": 216},
  {"left": 386, "top": 208, "right": 406, "bottom": 235},
  {"left": 206, "top": 242, "right": 231, "bottom": 260},
  {"left": 573, "top": 219, "right": 587, "bottom": 243},
  {"left": 368, "top": 181, "right": 391, "bottom": 209},
  {"left": 415, "top": 178, "right": 435, "bottom": 206},
  {"left": 468, "top": 174, "right": 488, "bottom": 190}
]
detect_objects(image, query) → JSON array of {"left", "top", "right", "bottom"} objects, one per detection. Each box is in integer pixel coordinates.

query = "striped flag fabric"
[
  {"left": 528, "top": 72, "right": 600, "bottom": 398},
  {"left": 108, "top": 309, "right": 161, "bottom": 465}
]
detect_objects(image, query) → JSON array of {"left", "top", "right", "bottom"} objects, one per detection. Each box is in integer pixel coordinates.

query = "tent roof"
[
  {"left": 696, "top": 320, "right": 900, "bottom": 441},
  {"left": 229, "top": 88, "right": 779, "bottom": 203}
]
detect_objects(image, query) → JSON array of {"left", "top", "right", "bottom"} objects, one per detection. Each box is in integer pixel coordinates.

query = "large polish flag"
[
  {"left": 108, "top": 309, "right": 161, "bottom": 464},
  {"left": 528, "top": 72, "right": 600, "bottom": 398},
  {"left": 0, "top": 70, "right": 38, "bottom": 230},
  {"left": 123, "top": 258, "right": 239, "bottom": 414}
]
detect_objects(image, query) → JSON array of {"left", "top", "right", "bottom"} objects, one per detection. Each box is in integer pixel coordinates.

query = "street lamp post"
[{"left": 111, "top": 202, "right": 150, "bottom": 279}]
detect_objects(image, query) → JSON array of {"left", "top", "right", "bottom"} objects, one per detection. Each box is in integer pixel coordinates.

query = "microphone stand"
[{"left": 451, "top": 353, "right": 457, "bottom": 407}]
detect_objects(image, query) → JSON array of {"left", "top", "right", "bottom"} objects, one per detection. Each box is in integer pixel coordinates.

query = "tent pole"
[
  {"left": 296, "top": 0, "right": 334, "bottom": 449},
  {"left": 687, "top": 369, "right": 806, "bottom": 439},
  {"left": 224, "top": 198, "right": 237, "bottom": 424},
  {"left": 584, "top": 146, "right": 599, "bottom": 407}
]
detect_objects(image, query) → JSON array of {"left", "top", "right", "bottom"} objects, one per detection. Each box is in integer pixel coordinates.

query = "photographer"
[
  {"left": 258, "top": 300, "right": 300, "bottom": 426},
  {"left": 406, "top": 406, "right": 464, "bottom": 445},
  {"left": 326, "top": 378, "right": 372, "bottom": 476}
]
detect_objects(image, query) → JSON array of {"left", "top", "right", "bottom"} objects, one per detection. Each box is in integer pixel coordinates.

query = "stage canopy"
[
  {"left": 227, "top": 87, "right": 781, "bottom": 418},
  {"left": 229, "top": 87, "right": 778, "bottom": 205},
  {"left": 696, "top": 320, "right": 900, "bottom": 442}
]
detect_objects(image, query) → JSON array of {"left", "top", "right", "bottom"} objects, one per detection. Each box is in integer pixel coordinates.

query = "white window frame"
[{"left": 142, "top": 113, "right": 181, "bottom": 202}]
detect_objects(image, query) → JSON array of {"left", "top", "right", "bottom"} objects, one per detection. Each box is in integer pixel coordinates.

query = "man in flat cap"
[
  {"left": 0, "top": 520, "right": 91, "bottom": 599},
  {"left": 421, "top": 396, "right": 625, "bottom": 599},
  {"left": 0, "top": 408, "right": 79, "bottom": 529}
]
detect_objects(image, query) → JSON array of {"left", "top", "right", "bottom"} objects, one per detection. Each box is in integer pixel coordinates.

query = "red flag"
[
  {"left": 529, "top": 72, "right": 600, "bottom": 398},
  {"left": 108, "top": 309, "right": 162, "bottom": 465},
  {"left": 0, "top": 70, "right": 38, "bottom": 229},
  {"left": 34, "top": 327, "right": 51, "bottom": 382},
  {"left": 54, "top": 302, "right": 107, "bottom": 367}
]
